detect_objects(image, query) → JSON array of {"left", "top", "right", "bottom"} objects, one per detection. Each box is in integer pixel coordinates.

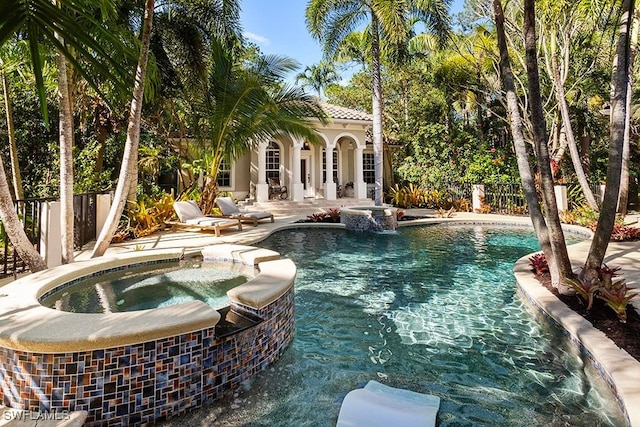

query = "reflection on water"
[{"left": 160, "top": 226, "right": 624, "bottom": 427}]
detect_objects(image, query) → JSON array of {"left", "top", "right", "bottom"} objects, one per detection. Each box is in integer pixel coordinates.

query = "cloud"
[{"left": 244, "top": 32, "right": 270, "bottom": 45}]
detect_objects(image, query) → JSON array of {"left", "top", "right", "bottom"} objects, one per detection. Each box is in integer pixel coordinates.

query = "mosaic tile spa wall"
[{"left": 0, "top": 289, "right": 295, "bottom": 426}]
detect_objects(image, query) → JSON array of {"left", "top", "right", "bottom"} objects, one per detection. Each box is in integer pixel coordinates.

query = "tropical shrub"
[
  {"left": 610, "top": 225, "right": 640, "bottom": 241},
  {"left": 565, "top": 276, "right": 602, "bottom": 312},
  {"left": 528, "top": 253, "right": 549, "bottom": 275},
  {"left": 597, "top": 272, "right": 635, "bottom": 323},
  {"left": 327, "top": 208, "right": 341, "bottom": 222},
  {"left": 564, "top": 264, "right": 635, "bottom": 322},
  {"left": 119, "top": 193, "right": 177, "bottom": 239},
  {"left": 307, "top": 212, "right": 329, "bottom": 222}
]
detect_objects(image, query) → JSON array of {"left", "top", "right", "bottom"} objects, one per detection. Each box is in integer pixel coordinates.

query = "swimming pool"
[{"left": 162, "top": 225, "right": 625, "bottom": 426}]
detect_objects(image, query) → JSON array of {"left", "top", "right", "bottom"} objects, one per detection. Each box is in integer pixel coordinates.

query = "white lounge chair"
[
  {"left": 215, "top": 197, "right": 274, "bottom": 226},
  {"left": 336, "top": 380, "right": 440, "bottom": 427},
  {"left": 167, "top": 200, "right": 242, "bottom": 237}
]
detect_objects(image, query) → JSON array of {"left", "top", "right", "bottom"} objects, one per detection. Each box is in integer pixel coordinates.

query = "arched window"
[{"left": 266, "top": 141, "right": 281, "bottom": 181}]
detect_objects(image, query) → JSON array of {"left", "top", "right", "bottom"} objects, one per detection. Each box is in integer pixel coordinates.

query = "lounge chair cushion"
[
  {"left": 216, "top": 197, "right": 272, "bottom": 219},
  {"left": 336, "top": 380, "right": 440, "bottom": 427},
  {"left": 174, "top": 200, "right": 205, "bottom": 222},
  {"left": 216, "top": 197, "right": 241, "bottom": 215},
  {"left": 185, "top": 217, "right": 238, "bottom": 227},
  {"left": 236, "top": 211, "right": 272, "bottom": 220}
]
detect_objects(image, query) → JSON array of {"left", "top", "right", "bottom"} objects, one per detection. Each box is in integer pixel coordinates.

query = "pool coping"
[
  {"left": 514, "top": 258, "right": 639, "bottom": 426},
  {"left": 0, "top": 245, "right": 295, "bottom": 353}
]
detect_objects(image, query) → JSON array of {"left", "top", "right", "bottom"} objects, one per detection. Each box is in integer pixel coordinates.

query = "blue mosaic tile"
[{"left": 0, "top": 287, "right": 295, "bottom": 426}]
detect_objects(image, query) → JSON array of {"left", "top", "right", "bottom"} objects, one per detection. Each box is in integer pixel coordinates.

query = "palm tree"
[
  {"left": 0, "top": 41, "right": 26, "bottom": 200},
  {"left": 0, "top": 0, "right": 130, "bottom": 124},
  {"left": 538, "top": 0, "right": 600, "bottom": 210},
  {"left": 192, "top": 39, "right": 328, "bottom": 214},
  {"left": 0, "top": 0, "right": 129, "bottom": 272},
  {"left": 91, "top": 0, "right": 154, "bottom": 258},
  {"left": 523, "top": 0, "right": 574, "bottom": 284},
  {"left": 296, "top": 61, "right": 340, "bottom": 98},
  {"left": 123, "top": 0, "right": 245, "bottom": 204},
  {"left": 583, "top": 0, "right": 635, "bottom": 279},
  {"left": 306, "top": 0, "right": 451, "bottom": 206},
  {"left": 335, "top": 30, "right": 370, "bottom": 70},
  {"left": 618, "top": 10, "right": 639, "bottom": 215},
  {"left": 493, "top": 0, "right": 565, "bottom": 290}
]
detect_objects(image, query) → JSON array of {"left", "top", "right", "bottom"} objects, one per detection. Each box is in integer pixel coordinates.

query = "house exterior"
[{"left": 211, "top": 103, "right": 376, "bottom": 203}]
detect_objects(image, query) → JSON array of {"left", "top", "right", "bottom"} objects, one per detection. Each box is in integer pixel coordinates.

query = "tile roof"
[{"left": 320, "top": 102, "right": 373, "bottom": 122}]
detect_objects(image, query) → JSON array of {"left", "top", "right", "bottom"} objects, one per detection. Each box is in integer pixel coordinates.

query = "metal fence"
[
  {"left": 481, "top": 182, "right": 605, "bottom": 215},
  {"left": 484, "top": 183, "right": 527, "bottom": 215},
  {"left": 443, "top": 182, "right": 473, "bottom": 201},
  {"left": 0, "top": 192, "right": 103, "bottom": 279}
]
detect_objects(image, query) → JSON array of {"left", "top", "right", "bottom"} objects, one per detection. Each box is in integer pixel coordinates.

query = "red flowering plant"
[{"left": 528, "top": 253, "right": 549, "bottom": 276}]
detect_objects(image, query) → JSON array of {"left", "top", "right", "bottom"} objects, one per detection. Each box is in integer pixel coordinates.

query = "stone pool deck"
[{"left": 3, "top": 208, "right": 640, "bottom": 426}]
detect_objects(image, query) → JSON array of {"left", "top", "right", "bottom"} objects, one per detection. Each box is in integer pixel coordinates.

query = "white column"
[
  {"left": 40, "top": 201, "right": 62, "bottom": 268},
  {"left": 554, "top": 185, "right": 568, "bottom": 211},
  {"left": 324, "top": 143, "right": 336, "bottom": 200},
  {"left": 354, "top": 147, "right": 366, "bottom": 199},
  {"left": 256, "top": 142, "right": 269, "bottom": 202},
  {"left": 472, "top": 184, "right": 485, "bottom": 212},
  {"left": 96, "top": 194, "right": 111, "bottom": 237},
  {"left": 291, "top": 143, "right": 304, "bottom": 201}
]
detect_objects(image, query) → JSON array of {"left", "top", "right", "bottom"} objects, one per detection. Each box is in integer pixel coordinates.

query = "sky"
[{"left": 240, "top": 0, "right": 466, "bottom": 84}]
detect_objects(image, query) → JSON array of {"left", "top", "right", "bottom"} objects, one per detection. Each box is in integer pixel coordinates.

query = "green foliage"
[
  {"left": 394, "top": 123, "right": 517, "bottom": 188},
  {"left": 325, "top": 71, "right": 372, "bottom": 112},
  {"left": 120, "top": 192, "right": 176, "bottom": 239},
  {"left": 387, "top": 183, "right": 471, "bottom": 211},
  {"left": 74, "top": 139, "right": 113, "bottom": 193},
  {"left": 0, "top": 88, "right": 58, "bottom": 197},
  {"left": 559, "top": 205, "right": 599, "bottom": 227}
]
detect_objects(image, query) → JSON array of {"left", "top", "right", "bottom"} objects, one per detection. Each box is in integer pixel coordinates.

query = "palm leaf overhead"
[
  {"left": 0, "top": 0, "right": 133, "bottom": 124},
  {"left": 307, "top": 0, "right": 451, "bottom": 205},
  {"left": 195, "top": 39, "right": 327, "bottom": 172}
]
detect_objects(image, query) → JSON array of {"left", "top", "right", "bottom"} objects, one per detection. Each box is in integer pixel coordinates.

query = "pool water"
[
  {"left": 165, "top": 226, "right": 625, "bottom": 426},
  {"left": 41, "top": 260, "right": 254, "bottom": 313}
]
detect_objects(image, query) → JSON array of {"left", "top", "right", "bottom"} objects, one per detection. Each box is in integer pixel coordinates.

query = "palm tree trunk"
[
  {"left": 550, "top": 51, "right": 599, "bottom": 210},
  {"left": 584, "top": 0, "right": 634, "bottom": 276},
  {"left": 1, "top": 69, "right": 23, "bottom": 200},
  {"left": 0, "top": 156, "right": 47, "bottom": 272},
  {"left": 494, "top": 0, "right": 561, "bottom": 287},
  {"left": 371, "top": 12, "right": 384, "bottom": 206},
  {"left": 524, "top": 0, "right": 574, "bottom": 284},
  {"left": 618, "top": 12, "right": 638, "bottom": 215},
  {"left": 91, "top": 0, "right": 154, "bottom": 258},
  {"left": 56, "top": 51, "right": 75, "bottom": 263}
]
